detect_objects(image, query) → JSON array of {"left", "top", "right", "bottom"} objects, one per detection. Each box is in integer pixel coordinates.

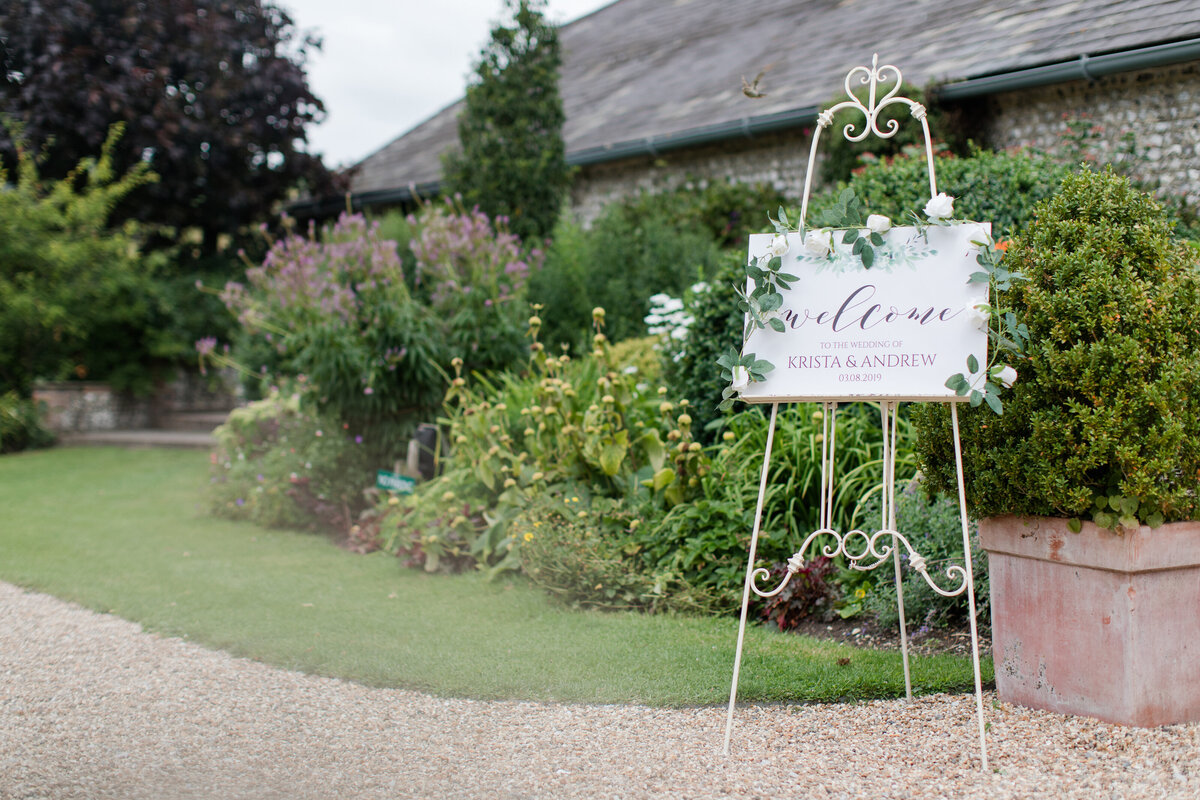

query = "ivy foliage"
[
  {"left": 913, "top": 169, "right": 1200, "bottom": 530},
  {"left": 442, "top": 0, "right": 568, "bottom": 245}
]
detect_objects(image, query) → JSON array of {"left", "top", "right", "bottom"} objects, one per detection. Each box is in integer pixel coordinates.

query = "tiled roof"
[{"left": 350, "top": 0, "right": 1200, "bottom": 195}]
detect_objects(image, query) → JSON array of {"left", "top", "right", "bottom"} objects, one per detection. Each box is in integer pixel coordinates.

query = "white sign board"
[{"left": 741, "top": 222, "right": 990, "bottom": 402}]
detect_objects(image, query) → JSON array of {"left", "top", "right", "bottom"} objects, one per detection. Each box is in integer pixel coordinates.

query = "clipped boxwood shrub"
[
  {"left": 913, "top": 169, "right": 1200, "bottom": 529},
  {"left": 809, "top": 146, "right": 1074, "bottom": 237}
]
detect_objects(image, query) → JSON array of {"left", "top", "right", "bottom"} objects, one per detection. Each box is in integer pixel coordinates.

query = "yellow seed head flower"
[
  {"left": 602, "top": 395, "right": 615, "bottom": 404},
  {"left": 529, "top": 315, "right": 542, "bottom": 327},
  {"left": 688, "top": 442, "right": 701, "bottom": 452},
  {"left": 504, "top": 478, "right": 517, "bottom": 488},
  {"left": 387, "top": 496, "right": 400, "bottom": 506},
  {"left": 678, "top": 413, "right": 693, "bottom": 426},
  {"left": 722, "top": 431, "right": 736, "bottom": 442},
  {"left": 659, "top": 401, "right": 674, "bottom": 414},
  {"left": 441, "top": 491, "right": 456, "bottom": 502},
  {"left": 531, "top": 471, "right": 544, "bottom": 481}
]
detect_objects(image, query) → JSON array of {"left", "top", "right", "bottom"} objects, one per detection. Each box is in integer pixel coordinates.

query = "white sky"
[{"left": 278, "top": 0, "right": 615, "bottom": 168}]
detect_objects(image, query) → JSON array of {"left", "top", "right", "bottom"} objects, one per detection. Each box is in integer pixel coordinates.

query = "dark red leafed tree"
[{"left": 0, "top": 0, "right": 333, "bottom": 250}]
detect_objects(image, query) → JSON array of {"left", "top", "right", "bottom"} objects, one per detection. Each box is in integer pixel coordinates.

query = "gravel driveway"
[{"left": 1, "top": 580, "right": 1196, "bottom": 799}]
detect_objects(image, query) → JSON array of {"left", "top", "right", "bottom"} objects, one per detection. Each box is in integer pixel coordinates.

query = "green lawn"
[{"left": 0, "top": 446, "right": 991, "bottom": 705}]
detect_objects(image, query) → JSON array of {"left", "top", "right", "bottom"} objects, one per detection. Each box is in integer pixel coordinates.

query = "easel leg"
[
  {"left": 723, "top": 403, "right": 780, "bottom": 755},
  {"left": 882, "top": 402, "right": 913, "bottom": 701},
  {"left": 951, "top": 403, "right": 989, "bottom": 770}
]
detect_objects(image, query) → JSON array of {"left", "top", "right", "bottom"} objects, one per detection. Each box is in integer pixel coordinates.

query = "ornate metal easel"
[{"left": 721, "top": 55, "right": 989, "bottom": 770}]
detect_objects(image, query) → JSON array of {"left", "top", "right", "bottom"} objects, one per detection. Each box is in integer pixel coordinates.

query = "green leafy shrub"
[
  {"left": 810, "top": 146, "right": 1074, "bottom": 237},
  {"left": 369, "top": 316, "right": 708, "bottom": 577},
  {"left": 217, "top": 212, "right": 447, "bottom": 460},
  {"left": 208, "top": 392, "right": 375, "bottom": 533},
  {"left": 626, "top": 404, "right": 918, "bottom": 612},
  {"left": 0, "top": 122, "right": 170, "bottom": 396},
  {"left": 0, "top": 391, "right": 55, "bottom": 453},
  {"left": 407, "top": 199, "right": 539, "bottom": 375},
  {"left": 859, "top": 482, "right": 989, "bottom": 629},
  {"left": 914, "top": 169, "right": 1200, "bottom": 530},
  {"left": 659, "top": 253, "right": 745, "bottom": 443},
  {"left": 215, "top": 202, "right": 536, "bottom": 477},
  {"left": 529, "top": 180, "right": 783, "bottom": 349}
]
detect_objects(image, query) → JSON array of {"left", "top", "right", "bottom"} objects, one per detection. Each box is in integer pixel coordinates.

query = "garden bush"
[
  {"left": 809, "top": 146, "right": 1074, "bottom": 237},
  {"left": 0, "top": 391, "right": 55, "bottom": 454},
  {"left": 0, "top": 122, "right": 171, "bottom": 397},
  {"left": 216, "top": 212, "right": 448, "bottom": 460},
  {"left": 207, "top": 392, "right": 375, "bottom": 533},
  {"left": 514, "top": 491, "right": 710, "bottom": 612},
  {"left": 364, "top": 314, "right": 708, "bottom": 579},
  {"left": 913, "top": 169, "right": 1200, "bottom": 529},
  {"left": 659, "top": 253, "right": 746, "bottom": 443},
  {"left": 529, "top": 180, "right": 784, "bottom": 349},
  {"left": 858, "top": 481, "right": 989, "bottom": 630},
  {"left": 209, "top": 202, "right": 539, "bottom": 525}
]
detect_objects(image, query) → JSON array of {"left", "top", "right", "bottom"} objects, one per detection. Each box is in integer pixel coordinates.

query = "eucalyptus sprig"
[
  {"left": 736, "top": 204, "right": 801, "bottom": 344},
  {"left": 943, "top": 236, "right": 1029, "bottom": 414},
  {"left": 716, "top": 347, "right": 774, "bottom": 411}
]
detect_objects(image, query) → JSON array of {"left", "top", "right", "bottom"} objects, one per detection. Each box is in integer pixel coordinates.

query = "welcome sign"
[{"left": 740, "top": 222, "right": 990, "bottom": 402}]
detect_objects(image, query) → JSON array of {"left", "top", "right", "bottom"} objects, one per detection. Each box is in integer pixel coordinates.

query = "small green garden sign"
[{"left": 376, "top": 470, "right": 415, "bottom": 494}]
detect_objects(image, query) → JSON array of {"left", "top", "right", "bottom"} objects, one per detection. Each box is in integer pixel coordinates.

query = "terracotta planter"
[{"left": 979, "top": 515, "right": 1200, "bottom": 727}]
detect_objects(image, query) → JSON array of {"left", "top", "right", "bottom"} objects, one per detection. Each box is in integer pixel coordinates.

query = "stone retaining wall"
[{"left": 33, "top": 371, "right": 239, "bottom": 433}]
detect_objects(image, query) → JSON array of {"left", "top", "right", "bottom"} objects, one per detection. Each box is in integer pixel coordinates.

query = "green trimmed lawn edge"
[{"left": 0, "top": 447, "right": 992, "bottom": 705}]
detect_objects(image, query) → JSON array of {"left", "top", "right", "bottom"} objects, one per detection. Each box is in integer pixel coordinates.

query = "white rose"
[
  {"left": 731, "top": 366, "right": 750, "bottom": 392},
  {"left": 965, "top": 302, "right": 990, "bottom": 330},
  {"left": 924, "top": 192, "right": 955, "bottom": 221},
  {"left": 802, "top": 229, "right": 833, "bottom": 258},
  {"left": 992, "top": 365, "right": 1018, "bottom": 388},
  {"left": 866, "top": 214, "right": 892, "bottom": 234},
  {"left": 768, "top": 234, "right": 790, "bottom": 258}
]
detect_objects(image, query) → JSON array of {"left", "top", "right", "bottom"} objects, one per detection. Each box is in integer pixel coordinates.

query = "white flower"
[
  {"left": 802, "top": 229, "right": 833, "bottom": 258},
  {"left": 768, "top": 234, "right": 790, "bottom": 258},
  {"left": 965, "top": 302, "right": 990, "bottom": 330},
  {"left": 992, "top": 365, "right": 1018, "bottom": 388},
  {"left": 866, "top": 214, "right": 892, "bottom": 234},
  {"left": 924, "top": 192, "right": 955, "bottom": 221},
  {"left": 731, "top": 366, "right": 750, "bottom": 392}
]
